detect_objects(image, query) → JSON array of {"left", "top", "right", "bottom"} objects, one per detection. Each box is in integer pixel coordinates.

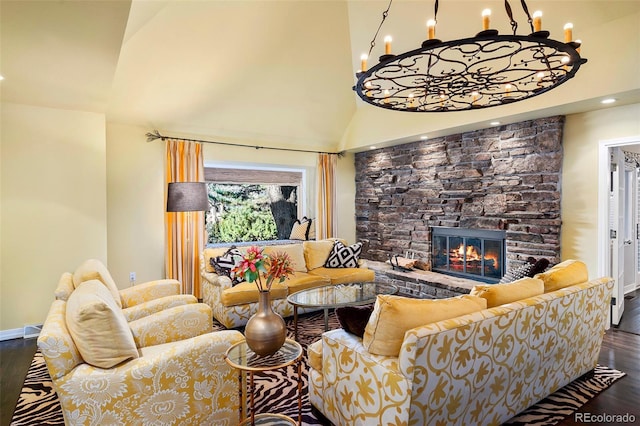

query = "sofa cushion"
[
  {"left": 66, "top": 280, "right": 139, "bottom": 368},
  {"left": 363, "top": 294, "right": 487, "bottom": 357},
  {"left": 534, "top": 259, "right": 588, "bottom": 293},
  {"left": 54, "top": 272, "right": 75, "bottom": 301},
  {"left": 303, "top": 240, "right": 335, "bottom": 270},
  {"left": 264, "top": 243, "right": 307, "bottom": 273},
  {"left": 336, "top": 305, "right": 374, "bottom": 337},
  {"left": 308, "top": 267, "right": 375, "bottom": 285},
  {"left": 284, "top": 272, "right": 331, "bottom": 293},
  {"left": 220, "top": 281, "right": 289, "bottom": 307},
  {"left": 307, "top": 339, "right": 323, "bottom": 372},
  {"left": 73, "top": 259, "right": 122, "bottom": 308},
  {"left": 470, "top": 277, "right": 544, "bottom": 308},
  {"left": 325, "top": 241, "right": 363, "bottom": 268}
]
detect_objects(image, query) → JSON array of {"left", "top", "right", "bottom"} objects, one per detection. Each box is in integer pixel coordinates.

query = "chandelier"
[{"left": 353, "top": 0, "right": 587, "bottom": 112}]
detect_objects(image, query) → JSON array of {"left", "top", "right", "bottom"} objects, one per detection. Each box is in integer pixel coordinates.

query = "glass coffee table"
[{"left": 286, "top": 281, "right": 398, "bottom": 340}]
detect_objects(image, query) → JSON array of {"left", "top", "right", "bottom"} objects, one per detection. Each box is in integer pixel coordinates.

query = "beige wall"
[
  {"left": 106, "top": 123, "right": 166, "bottom": 287},
  {"left": 562, "top": 103, "right": 640, "bottom": 278},
  {"left": 1, "top": 102, "right": 107, "bottom": 332}
]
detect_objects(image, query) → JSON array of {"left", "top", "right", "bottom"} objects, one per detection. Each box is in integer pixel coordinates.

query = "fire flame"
[{"left": 451, "top": 243, "right": 499, "bottom": 270}]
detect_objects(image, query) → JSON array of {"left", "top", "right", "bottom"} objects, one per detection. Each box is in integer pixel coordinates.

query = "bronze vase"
[{"left": 244, "top": 290, "right": 286, "bottom": 356}]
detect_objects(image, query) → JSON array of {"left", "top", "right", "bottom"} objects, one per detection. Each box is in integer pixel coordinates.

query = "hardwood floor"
[{"left": 1, "top": 292, "right": 639, "bottom": 426}]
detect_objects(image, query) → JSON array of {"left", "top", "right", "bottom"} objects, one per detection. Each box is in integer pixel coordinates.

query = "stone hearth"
[
  {"left": 367, "top": 260, "right": 475, "bottom": 299},
  {"left": 355, "top": 116, "right": 563, "bottom": 273}
]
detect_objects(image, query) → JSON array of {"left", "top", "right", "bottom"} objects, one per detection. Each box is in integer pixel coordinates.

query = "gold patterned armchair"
[
  {"left": 38, "top": 279, "right": 243, "bottom": 425},
  {"left": 54, "top": 259, "right": 198, "bottom": 321}
]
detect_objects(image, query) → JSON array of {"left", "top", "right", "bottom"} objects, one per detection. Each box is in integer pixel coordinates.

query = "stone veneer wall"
[{"left": 355, "top": 116, "right": 564, "bottom": 271}]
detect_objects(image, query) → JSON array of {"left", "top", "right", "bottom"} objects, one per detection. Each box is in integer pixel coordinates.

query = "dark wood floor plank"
[{"left": 0, "top": 337, "right": 37, "bottom": 426}]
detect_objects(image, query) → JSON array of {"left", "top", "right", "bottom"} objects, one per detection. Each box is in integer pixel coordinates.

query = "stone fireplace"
[
  {"left": 431, "top": 227, "right": 506, "bottom": 283},
  {"left": 355, "top": 116, "right": 563, "bottom": 278}
]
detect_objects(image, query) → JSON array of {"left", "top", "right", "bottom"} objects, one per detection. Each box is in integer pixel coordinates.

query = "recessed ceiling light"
[
  {"left": 420, "top": 135, "right": 428, "bottom": 140},
  {"left": 490, "top": 121, "right": 501, "bottom": 126},
  {"left": 0, "top": 75, "right": 4, "bottom": 81},
  {"left": 369, "top": 146, "right": 377, "bottom": 150},
  {"left": 601, "top": 98, "right": 616, "bottom": 104}
]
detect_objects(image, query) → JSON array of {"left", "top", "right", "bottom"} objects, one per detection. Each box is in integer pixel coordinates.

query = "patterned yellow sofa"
[
  {"left": 38, "top": 279, "right": 244, "bottom": 425},
  {"left": 308, "top": 260, "right": 614, "bottom": 425},
  {"left": 201, "top": 239, "right": 375, "bottom": 328}
]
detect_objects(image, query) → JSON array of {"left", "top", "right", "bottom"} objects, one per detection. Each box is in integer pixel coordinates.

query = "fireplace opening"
[{"left": 431, "top": 227, "right": 506, "bottom": 283}]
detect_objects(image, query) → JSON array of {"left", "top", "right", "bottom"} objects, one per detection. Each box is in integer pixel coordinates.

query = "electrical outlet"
[{"left": 129, "top": 272, "right": 136, "bottom": 283}]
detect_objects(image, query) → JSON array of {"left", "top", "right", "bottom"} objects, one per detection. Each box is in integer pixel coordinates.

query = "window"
[{"left": 204, "top": 167, "right": 305, "bottom": 243}]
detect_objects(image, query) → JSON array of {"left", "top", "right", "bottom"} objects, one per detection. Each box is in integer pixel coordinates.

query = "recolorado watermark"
[{"left": 575, "top": 412, "right": 636, "bottom": 423}]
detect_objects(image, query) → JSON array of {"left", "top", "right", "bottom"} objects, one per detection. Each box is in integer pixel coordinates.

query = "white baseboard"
[
  {"left": 0, "top": 323, "right": 43, "bottom": 341},
  {"left": 0, "top": 328, "right": 25, "bottom": 341}
]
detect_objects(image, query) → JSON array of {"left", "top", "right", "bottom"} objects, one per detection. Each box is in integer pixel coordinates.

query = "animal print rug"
[{"left": 10, "top": 311, "right": 626, "bottom": 425}]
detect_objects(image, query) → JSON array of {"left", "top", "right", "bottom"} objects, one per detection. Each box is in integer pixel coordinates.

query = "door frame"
[{"left": 598, "top": 136, "right": 640, "bottom": 292}]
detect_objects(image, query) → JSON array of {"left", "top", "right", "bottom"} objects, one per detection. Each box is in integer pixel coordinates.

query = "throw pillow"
[
  {"left": 363, "top": 294, "right": 487, "bottom": 357},
  {"left": 534, "top": 259, "right": 588, "bottom": 292},
  {"left": 66, "top": 280, "right": 139, "bottom": 368},
  {"left": 211, "top": 247, "right": 242, "bottom": 285},
  {"left": 289, "top": 218, "right": 311, "bottom": 240},
  {"left": 499, "top": 258, "right": 535, "bottom": 283},
  {"left": 306, "top": 217, "right": 316, "bottom": 240},
  {"left": 528, "top": 258, "right": 550, "bottom": 277},
  {"left": 303, "top": 239, "right": 336, "bottom": 270},
  {"left": 73, "top": 259, "right": 123, "bottom": 308},
  {"left": 470, "top": 277, "right": 544, "bottom": 308},
  {"left": 325, "top": 241, "right": 363, "bottom": 268},
  {"left": 336, "top": 305, "right": 374, "bottom": 337}
]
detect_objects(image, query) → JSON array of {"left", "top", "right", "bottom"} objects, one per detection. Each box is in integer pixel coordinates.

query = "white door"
[
  {"left": 610, "top": 148, "right": 625, "bottom": 325},
  {"left": 623, "top": 166, "right": 638, "bottom": 294}
]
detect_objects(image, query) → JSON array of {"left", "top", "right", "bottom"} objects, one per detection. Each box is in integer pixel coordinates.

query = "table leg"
[
  {"left": 293, "top": 305, "right": 299, "bottom": 341},
  {"left": 297, "top": 359, "right": 302, "bottom": 425},
  {"left": 323, "top": 308, "right": 329, "bottom": 331},
  {"left": 249, "top": 371, "right": 255, "bottom": 425}
]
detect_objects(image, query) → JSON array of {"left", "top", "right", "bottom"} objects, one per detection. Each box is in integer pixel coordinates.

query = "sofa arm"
[
  {"left": 122, "top": 294, "right": 198, "bottom": 322},
  {"left": 54, "top": 330, "right": 244, "bottom": 425},
  {"left": 320, "top": 329, "right": 412, "bottom": 425},
  {"left": 120, "top": 279, "right": 181, "bottom": 307},
  {"left": 129, "top": 303, "right": 213, "bottom": 347}
]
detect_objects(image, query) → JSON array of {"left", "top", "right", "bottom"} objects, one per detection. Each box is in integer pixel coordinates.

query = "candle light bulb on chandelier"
[
  {"left": 384, "top": 35, "right": 393, "bottom": 54},
  {"left": 564, "top": 23, "right": 573, "bottom": 42},
  {"left": 427, "top": 19, "right": 436, "bottom": 39},
  {"left": 360, "top": 53, "right": 368, "bottom": 72},
  {"left": 482, "top": 9, "right": 491, "bottom": 31},
  {"left": 533, "top": 11, "right": 543, "bottom": 32}
]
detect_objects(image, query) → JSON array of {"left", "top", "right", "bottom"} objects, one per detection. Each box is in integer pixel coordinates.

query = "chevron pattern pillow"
[
  {"left": 210, "top": 247, "right": 242, "bottom": 285},
  {"left": 325, "top": 241, "right": 362, "bottom": 268}
]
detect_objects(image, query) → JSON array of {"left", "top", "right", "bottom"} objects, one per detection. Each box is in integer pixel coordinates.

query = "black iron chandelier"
[{"left": 354, "top": 0, "right": 587, "bottom": 112}]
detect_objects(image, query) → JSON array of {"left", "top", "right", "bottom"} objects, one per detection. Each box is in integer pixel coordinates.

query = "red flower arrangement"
[{"left": 232, "top": 246, "right": 294, "bottom": 292}]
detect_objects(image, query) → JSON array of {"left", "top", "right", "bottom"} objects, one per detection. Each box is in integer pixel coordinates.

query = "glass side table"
[{"left": 225, "top": 338, "right": 303, "bottom": 425}]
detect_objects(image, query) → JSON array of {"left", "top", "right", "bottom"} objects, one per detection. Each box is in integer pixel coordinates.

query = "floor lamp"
[{"left": 166, "top": 182, "right": 209, "bottom": 295}]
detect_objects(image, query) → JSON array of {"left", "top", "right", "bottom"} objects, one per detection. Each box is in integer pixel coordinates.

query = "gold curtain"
[
  {"left": 165, "top": 140, "right": 205, "bottom": 298},
  {"left": 317, "top": 153, "right": 338, "bottom": 239}
]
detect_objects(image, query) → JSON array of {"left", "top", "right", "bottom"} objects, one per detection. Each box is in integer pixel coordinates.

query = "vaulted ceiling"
[{"left": 2, "top": 1, "right": 639, "bottom": 153}]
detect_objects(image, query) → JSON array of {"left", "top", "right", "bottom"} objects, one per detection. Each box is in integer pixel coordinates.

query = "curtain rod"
[{"left": 145, "top": 129, "right": 345, "bottom": 157}]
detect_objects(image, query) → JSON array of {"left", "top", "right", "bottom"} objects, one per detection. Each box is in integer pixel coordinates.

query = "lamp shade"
[{"left": 167, "top": 182, "right": 209, "bottom": 212}]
